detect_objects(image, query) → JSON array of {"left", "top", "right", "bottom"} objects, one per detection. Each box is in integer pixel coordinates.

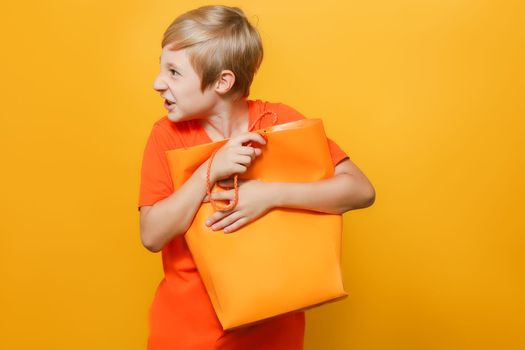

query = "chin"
[
  {"left": 166, "top": 113, "right": 177, "bottom": 122},
  {"left": 166, "top": 110, "right": 195, "bottom": 124},
  {"left": 166, "top": 110, "right": 182, "bottom": 122}
]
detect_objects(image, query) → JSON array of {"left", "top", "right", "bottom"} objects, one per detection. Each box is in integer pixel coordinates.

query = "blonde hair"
[{"left": 162, "top": 5, "right": 263, "bottom": 99}]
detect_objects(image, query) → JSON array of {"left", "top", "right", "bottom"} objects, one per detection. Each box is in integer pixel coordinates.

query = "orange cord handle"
[
  {"left": 206, "top": 110, "right": 277, "bottom": 211},
  {"left": 206, "top": 147, "right": 238, "bottom": 211}
]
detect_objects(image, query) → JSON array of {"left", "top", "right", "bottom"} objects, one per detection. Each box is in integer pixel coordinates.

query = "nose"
[{"left": 152, "top": 73, "right": 168, "bottom": 92}]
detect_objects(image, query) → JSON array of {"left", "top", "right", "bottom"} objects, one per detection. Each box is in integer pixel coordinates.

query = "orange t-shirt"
[{"left": 138, "top": 99, "right": 349, "bottom": 349}]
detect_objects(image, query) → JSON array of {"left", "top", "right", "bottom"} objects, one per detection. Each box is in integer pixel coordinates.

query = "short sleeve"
[
  {"left": 137, "top": 123, "right": 175, "bottom": 211},
  {"left": 327, "top": 138, "right": 350, "bottom": 166},
  {"left": 278, "top": 102, "right": 350, "bottom": 166}
]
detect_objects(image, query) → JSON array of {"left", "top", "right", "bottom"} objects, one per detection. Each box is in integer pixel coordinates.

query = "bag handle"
[{"left": 206, "top": 109, "right": 278, "bottom": 211}]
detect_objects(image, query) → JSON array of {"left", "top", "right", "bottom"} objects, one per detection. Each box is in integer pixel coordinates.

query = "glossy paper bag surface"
[{"left": 165, "top": 118, "right": 348, "bottom": 331}]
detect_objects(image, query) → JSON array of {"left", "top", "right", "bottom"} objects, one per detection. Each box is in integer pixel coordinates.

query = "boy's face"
[{"left": 153, "top": 45, "right": 217, "bottom": 123}]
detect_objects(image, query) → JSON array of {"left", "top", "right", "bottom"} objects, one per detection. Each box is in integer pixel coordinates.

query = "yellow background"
[{"left": 1, "top": 0, "right": 523, "bottom": 349}]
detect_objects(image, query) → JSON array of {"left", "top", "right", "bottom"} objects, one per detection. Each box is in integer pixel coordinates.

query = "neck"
[{"left": 199, "top": 98, "right": 250, "bottom": 139}]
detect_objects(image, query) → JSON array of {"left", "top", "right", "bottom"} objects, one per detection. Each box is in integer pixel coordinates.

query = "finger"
[
  {"left": 224, "top": 217, "right": 249, "bottom": 233},
  {"left": 232, "top": 132, "right": 267, "bottom": 147},
  {"left": 238, "top": 146, "right": 262, "bottom": 158},
  {"left": 206, "top": 207, "right": 233, "bottom": 226},
  {"left": 210, "top": 211, "right": 244, "bottom": 231},
  {"left": 234, "top": 154, "right": 253, "bottom": 166},
  {"left": 203, "top": 191, "right": 229, "bottom": 203},
  {"left": 241, "top": 146, "right": 262, "bottom": 162},
  {"left": 210, "top": 190, "right": 235, "bottom": 201},
  {"left": 205, "top": 208, "right": 236, "bottom": 227},
  {"left": 233, "top": 163, "right": 247, "bottom": 174}
]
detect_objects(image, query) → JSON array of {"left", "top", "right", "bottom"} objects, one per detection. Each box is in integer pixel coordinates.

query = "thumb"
[
  {"left": 219, "top": 178, "right": 246, "bottom": 188},
  {"left": 211, "top": 190, "right": 234, "bottom": 201}
]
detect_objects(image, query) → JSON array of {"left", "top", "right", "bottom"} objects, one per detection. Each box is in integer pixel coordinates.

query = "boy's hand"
[
  {"left": 202, "top": 178, "right": 275, "bottom": 233},
  {"left": 208, "top": 132, "right": 266, "bottom": 183}
]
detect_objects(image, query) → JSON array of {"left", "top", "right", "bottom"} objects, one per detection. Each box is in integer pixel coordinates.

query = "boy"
[{"left": 138, "top": 5, "right": 375, "bottom": 349}]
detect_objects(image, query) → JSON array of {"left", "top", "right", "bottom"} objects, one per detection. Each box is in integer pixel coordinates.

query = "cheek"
[
  {"left": 172, "top": 85, "right": 196, "bottom": 104},
  {"left": 171, "top": 80, "right": 212, "bottom": 112}
]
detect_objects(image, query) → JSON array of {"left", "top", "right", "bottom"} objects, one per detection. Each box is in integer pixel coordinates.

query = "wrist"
[
  {"left": 265, "top": 181, "right": 283, "bottom": 208},
  {"left": 196, "top": 159, "right": 215, "bottom": 185}
]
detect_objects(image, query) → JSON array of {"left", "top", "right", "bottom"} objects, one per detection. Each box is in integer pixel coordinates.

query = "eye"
[{"left": 169, "top": 69, "right": 180, "bottom": 77}]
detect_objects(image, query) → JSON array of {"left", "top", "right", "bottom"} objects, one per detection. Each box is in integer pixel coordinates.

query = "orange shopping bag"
[{"left": 165, "top": 116, "right": 349, "bottom": 331}]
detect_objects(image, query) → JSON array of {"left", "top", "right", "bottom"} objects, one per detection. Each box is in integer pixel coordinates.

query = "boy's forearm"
[
  {"left": 142, "top": 160, "right": 210, "bottom": 252},
  {"left": 268, "top": 173, "right": 375, "bottom": 215}
]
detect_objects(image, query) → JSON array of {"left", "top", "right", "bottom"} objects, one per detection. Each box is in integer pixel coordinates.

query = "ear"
[{"left": 215, "top": 69, "right": 236, "bottom": 95}]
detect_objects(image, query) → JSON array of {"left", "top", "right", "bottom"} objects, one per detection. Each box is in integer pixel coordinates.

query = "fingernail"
[{"left": 205, "top": 220, "right": 211, "bottom": 226}]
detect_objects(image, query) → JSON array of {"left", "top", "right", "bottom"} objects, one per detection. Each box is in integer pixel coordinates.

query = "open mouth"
[{"left": 164, "top": 99, "right": 176, "bottom": 109}]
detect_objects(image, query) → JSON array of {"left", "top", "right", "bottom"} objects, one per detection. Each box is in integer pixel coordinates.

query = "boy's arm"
[
  {"left": 139, "top": 159, "right": 211, "bottom": 253},
  {"left": 268, "top": 158, "right": 375, "bottom": 214}
]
